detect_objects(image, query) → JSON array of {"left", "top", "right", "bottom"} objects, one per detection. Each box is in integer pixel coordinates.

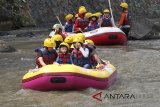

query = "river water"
[{"left": 0, "top": 33, "right": 160, "bottom": 107}]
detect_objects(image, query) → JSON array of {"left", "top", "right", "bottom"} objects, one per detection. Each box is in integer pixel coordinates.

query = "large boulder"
[
  {"left": 0, "top": 40, "right": 16, "bottom": 52},
  {"left": 129, "top": 18, "right": 160, "bottom": 40}
]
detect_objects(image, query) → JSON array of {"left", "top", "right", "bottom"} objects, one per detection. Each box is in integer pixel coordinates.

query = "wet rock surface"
[
  {"left": 27, "top": 0, "right": 160, "bottom": 23},
  {"left": 0, "top": 0, "right": 35, "bottom": 30},
  {"left": 130, "top": 18, "right": 160, "bottom": 40},
  {"left": 0, "top": 32, "right": 10, "bottom": 36},
  {"left": 16, "top": 32, "right": 35, "bottom": 37},
  {"left": 0, "top": 40, "right": 16, "bottom": 52}
]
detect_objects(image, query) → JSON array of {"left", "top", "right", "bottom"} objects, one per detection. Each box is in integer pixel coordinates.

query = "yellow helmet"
[
  {"left": 52, "top": 34, "right": 63, "bottom": 42},
  {"left": 73, "top": 37, "right": 83, "bottom": 43},
  {"left": 65, "top": 14, "right": 73, "bottom": 21},
  {"left": 79, "top": 8, "right": 87, "bottom": 14},
  {"left": 95, "top": 12, "right": 102, "bottom": 17},
  {"left": 85, "top": 12, "right": 92, "bottom": 19},
  {"left": 44, "top": 38, "right": 56, "bottom": 47},
  {"left": 120, "top": 2, "right": 128, "bottom": 9},
  {"left": 59, "top": 42, "right": 69, "bottom": 49},
  {"left": 85, "top": 39, "right": 94, "bottom": 45},
  {"left": 103, "top": 9, "right": 110, "bottom": 13},
  {"left": 91, "top": 13, "right": 97, "bottom": 17},
  {"left": 75, "top": 33, "right": 85, "bottom": 41},
  {"left": 75, "top": 14, "right": 78, "bottom": 18},
  {"left": 64, "top": 36, "right": 73, "bottom": 44},
  {"left": 79, "top": 6, "right": 86, "bottom": 9}
]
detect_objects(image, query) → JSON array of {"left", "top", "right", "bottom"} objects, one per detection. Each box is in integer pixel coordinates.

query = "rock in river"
[
  {"left": 0, "top": 40, "right": 16, "bottom": 52},
  {"left": 0, "top": 32, "right": 10, "bottom": 36}
]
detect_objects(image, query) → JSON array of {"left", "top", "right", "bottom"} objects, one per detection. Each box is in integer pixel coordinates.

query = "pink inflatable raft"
[{"left": 22, "top": 64, "right": 117, "bottom": 91}]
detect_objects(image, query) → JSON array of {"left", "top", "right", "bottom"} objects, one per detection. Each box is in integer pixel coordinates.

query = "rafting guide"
[{"left": 118, "top": 2, "right": 131, "bottom": 38}]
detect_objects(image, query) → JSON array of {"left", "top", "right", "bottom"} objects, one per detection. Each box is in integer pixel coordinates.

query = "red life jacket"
[
  {"left": 57, "top": 53, "right": 71, "bottom": 64},
  {"left": 72, "top": 48, "right": 83, "bottom": 59},
  {"left": 36, "top": 48, "right": 57, "bottom": 68},
  {"left": 71, "top": 47, "right": 91, "bottom": 67},
  {"left": 74, "top": 16, "right": 88, "bottom": 32}
]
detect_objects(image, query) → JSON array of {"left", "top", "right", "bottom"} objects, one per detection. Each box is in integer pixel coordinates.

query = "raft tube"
[
  {"left": 66, "top": 27, "right": 127, "bottom": 45},
  {"left": 22, "top": 64, "right": 117, "bottom": 91}
]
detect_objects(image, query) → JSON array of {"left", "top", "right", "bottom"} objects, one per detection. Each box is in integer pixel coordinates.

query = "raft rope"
[{"left": 108, "top": 0, "right": 116, "bottom": 27}]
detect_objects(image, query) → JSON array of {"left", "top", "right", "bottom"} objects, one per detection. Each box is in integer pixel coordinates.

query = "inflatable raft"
[
  {"left": 66, "top": 27, "right": 127, "bottom": 45},
  {"left": 22, "top": 64, "right": 117, "bottom": 91}
]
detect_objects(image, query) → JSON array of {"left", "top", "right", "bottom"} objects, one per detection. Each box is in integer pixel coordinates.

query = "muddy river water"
[{"left": 0, "top": 33, "right": 160, "bottom": 107}]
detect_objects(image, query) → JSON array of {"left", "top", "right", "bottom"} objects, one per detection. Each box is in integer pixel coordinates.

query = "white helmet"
[{"left": 52, "top": 24, "right": 63, "bottom": 30}]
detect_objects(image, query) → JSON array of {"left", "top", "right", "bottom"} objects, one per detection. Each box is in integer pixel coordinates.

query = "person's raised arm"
[{"left": 79, "top": 47, "right": 89, "bottom": 58}]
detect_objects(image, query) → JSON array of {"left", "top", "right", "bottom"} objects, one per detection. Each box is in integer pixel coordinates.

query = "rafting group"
[
  {"left": 35, "top": 33, "right": 105, "bottom": 69},
  {"left": 62, "top": 2, "right": 130, "bottom": 37},
  {"left": 35, "top": 2, "right": 130, "bottom": 70},
  {"left": 22, "top": 2, "right": 131, "bottom": 91}
]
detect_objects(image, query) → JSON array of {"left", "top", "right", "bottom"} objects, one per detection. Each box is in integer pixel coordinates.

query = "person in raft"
[
  {"left": 51, "top": 34, "right": 63, "bottom": 50},
  {"left": 95, "top": 12, "right": 102, "bottom": 19},
  {"left": 49, "top": 24, "right": 66, "bottom": 39},
  {"left": 64, "top": 14, "right": 74, "bottom": 32},
  {"left": 88, "top": 13, "right": 99, "bottom": 31},
  {"left": 95, "top": 12, "right": 102, "bottom": 24},
  {"left": 56, "top": 42, "right": 71, "bottom": 64},
  {"left": 85, "top": 12, "right": 92, "bottom": 22},
  {"left": 84, "top": 39, "right": 107, "bottom": 68},
  {"left": 74, "top": 6, "right": 88, "bottom": 32},
  {"left": 99, "top": 9, "right": 113, "bottom": 27},
  {"left": 74, "top": 14, "right": 78, "bottom": 23},
  {"left": 71, "top": 37, "right": 92, "bottom": 69},
  {"left": 75, "top": 33, "right": 86, "bottom": 42},
  {"left": 35, "top": 38, "right": 58, "bottom": 68},
  {"left": 118, "top": 2, "right": 131, "bottom": 38},
  {"left": 64, "top": 36, "right": 74, "bottom": 53}
]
